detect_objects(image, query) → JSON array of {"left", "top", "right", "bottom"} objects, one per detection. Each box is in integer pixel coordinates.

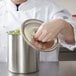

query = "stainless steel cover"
[{"left": 21, "top": 19, "right": 58, "bottom": 52}]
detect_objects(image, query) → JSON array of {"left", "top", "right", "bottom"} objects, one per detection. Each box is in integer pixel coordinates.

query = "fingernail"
[
  {"left": 38, "top": 37, "right": 43, "bottom": 41},
  {"left": 42, "top": 40, "right": 46, "bottom": 42},
  {"left": 34, "top": 35, "right": 37, "bottom": 38},
  {"left": 34, "top": 33, "right": 38, "bottom": 38}
]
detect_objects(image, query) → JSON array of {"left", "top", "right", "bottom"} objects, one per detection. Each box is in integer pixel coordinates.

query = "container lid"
[{"left": 21, "top": 19, "right": 58, "bottom": 52}]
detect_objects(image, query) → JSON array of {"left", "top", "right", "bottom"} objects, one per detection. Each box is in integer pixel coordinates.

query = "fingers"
[
  {"left": 34, "top": 23, "right": 56, "bottom": 42},
  {"left": 31, "top": 38, "right": 42, "bottom": 49},
  {"left": 31, "top": 38, "right": 48, "bottom": 50},
  {"left": 34, "top": 25, "right": 43, "bottom": 38},
  {"left": 30, "top": 38, "right": 54, "bottom": 51},
  {"left": 34, "top": 29, "right": 52, "bottom": 42},
  {"left": 38, "top": 30, "right": 47, "bottom": 41},
  {"left": 42, "top": 33, "right": 52, "bottom": 42}
]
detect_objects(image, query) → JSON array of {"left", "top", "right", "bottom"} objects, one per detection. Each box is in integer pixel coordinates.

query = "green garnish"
[{"left": 7, "top": 29, "right": 20, "bottom": 35}]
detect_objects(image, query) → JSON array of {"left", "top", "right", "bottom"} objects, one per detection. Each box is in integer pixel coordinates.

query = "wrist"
[
  {"left": 49, "top": 19, "right": 66, "bottom": 32},
  {"left": 56, "top": 19, "right": 75, "bottom": 44}
]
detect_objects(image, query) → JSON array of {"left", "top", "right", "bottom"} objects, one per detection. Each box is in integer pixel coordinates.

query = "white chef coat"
[{"left": 0, "top": 0, "right": 76, "bottom": 62}]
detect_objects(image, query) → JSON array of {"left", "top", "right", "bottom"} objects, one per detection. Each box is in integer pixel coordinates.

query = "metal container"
[
  {"left": 8, "top": 19, "right": 58, "bottom": 74},
  {"left": 8, "top": 34, "right": 39, "bottom": 74}
]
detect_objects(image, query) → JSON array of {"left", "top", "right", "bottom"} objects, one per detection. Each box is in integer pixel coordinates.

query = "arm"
[
  {"left": 52, "top": 19, "right": 75, "bottom": 44},
  {"left": 34, "top": 19, "right": 75, "bottom": 44}
]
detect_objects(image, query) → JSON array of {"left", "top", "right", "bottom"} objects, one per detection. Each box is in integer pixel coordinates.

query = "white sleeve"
[
  {"left": 59, "top": 18, "right": 76, "bottom": 51},
  {"left": 49, "top": 1, "right": 76, "bottom": 51}
]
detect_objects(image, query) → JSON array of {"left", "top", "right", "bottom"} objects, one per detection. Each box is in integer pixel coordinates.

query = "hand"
[
  {"left": 31, "top": 37, "right": 54, "bottom": 50},
  {"left": 30, "top": 19, "right": 75, "bottom": 50},
  {"left": 34, "top": 19, "right": 64, "bottom": 42}
]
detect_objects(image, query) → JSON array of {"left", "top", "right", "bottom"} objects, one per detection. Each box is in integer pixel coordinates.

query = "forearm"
[{"left": 58, "top": 19, "right": 75, "bottom": 44}]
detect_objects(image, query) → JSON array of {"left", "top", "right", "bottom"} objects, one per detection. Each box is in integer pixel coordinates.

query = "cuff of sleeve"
[{"left": 59, "top": 37, "right": 76, "bottom": 51}]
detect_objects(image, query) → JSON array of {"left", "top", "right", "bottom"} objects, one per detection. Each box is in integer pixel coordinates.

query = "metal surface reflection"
[{"left": 8, "top": 72, "right": 38, "bottom": 76}]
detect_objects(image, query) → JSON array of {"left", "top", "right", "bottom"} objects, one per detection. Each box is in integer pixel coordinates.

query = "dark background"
[{"left": 59, "top": 47, "right": 76, "bottom": 61}]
